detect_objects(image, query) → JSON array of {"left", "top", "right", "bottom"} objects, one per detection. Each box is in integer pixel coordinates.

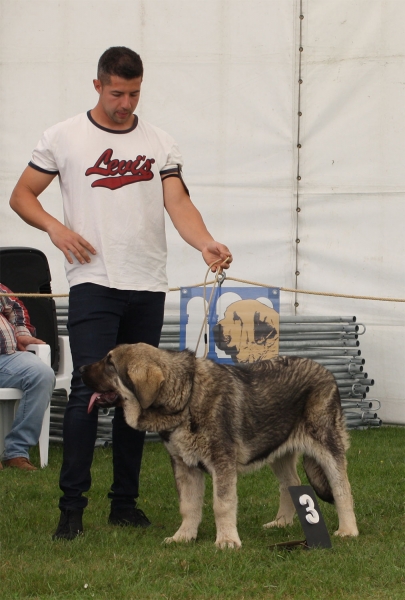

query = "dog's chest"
[{"left": 164, "top": 429, "right": 206, "bottom": 468}]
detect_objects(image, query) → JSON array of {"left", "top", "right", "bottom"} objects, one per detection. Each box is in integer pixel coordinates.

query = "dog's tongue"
[
  {"left": 88, "top": 392, "right": 101, "bottom": 413},
  {"left": 87, "top": 391, "right": 117, "bottom": 413}
]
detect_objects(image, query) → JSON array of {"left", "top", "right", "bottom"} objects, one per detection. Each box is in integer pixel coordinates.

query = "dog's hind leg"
[
  {"left": 264, "top": 452, "right": 301, "bottom": 529},
  {"left": 212, "top": 467, "right": 241, "bottom": 549},
  {"left": 164, "top": 455, "right": 205, "bottom": 544},
  {"left": 309, "top": 451, "right": 358, "bottom": 537}
]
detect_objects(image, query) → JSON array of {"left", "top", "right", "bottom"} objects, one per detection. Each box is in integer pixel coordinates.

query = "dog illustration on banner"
[
  {"left": 179, "top": 287, "right": 280, "bottom": 363},
  {"left": 213, "top": 298, "right": 279, "bottom": 363}
]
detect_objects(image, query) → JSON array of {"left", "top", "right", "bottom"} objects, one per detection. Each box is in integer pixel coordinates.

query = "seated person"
[{"left": 0, "top": 283, "right": 55, "bottom": 471}]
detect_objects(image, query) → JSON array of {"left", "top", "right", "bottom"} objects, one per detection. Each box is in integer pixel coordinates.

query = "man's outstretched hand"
[{"left": 202, "top": 242, "right": 233, "bottom": 272}]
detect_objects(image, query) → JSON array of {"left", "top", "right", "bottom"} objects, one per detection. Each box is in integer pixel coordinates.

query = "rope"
[
  {"left": 0, "top": 293, "right": 69, "bottom": 298},
  {"left": 194, "top": 257, "right": 231, "bottom": 357},
  {"left": 225, "top": 277, "right": 405, "bottom": 304},
  {"left": 169, "top": 276, "right": 405, "bottom": 303},
  {"left": 0, "top": 275, "right": 404, "bottom": 303}
]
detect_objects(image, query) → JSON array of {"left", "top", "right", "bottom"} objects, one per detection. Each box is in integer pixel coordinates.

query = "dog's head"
[
  {"left": 80, "top": 343, "right": 194, "bottom": 413},
  {"left": 213, "top": 299, "right": 279, "bottom": 363}
]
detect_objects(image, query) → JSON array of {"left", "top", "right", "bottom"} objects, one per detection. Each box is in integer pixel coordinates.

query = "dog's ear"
[{"left": 127, "top": 364, "right": 165, "bottom": 409}]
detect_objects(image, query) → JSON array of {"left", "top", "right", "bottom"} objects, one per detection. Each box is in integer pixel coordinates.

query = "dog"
[
  {"left": 81, "top": 343, "right": 358, "bottom": 548},
  {"left": 213, "top": 299, "right": 279, "bottom": 363}
]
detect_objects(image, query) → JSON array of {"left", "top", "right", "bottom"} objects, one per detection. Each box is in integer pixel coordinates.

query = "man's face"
[{"left": 93, "top": 75, "right": 142, "bottom": 127}]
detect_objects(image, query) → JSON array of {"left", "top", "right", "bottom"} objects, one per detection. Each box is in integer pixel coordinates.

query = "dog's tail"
[{"left": 302, "top": 456, "right": 334, "bottom": 504}]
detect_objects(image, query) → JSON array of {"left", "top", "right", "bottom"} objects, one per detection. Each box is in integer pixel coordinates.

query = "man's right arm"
[{"left": 10, "top": 166, "right": 96, "bottom": 264}]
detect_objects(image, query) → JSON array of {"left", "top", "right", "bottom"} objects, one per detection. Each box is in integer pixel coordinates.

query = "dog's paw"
[
  {"left": 215, "top": 533, "right": 242, "bottom": 549},
  {"left": 164, "top": 536, "right": 180, "bottom": 544},
  {"left": 333, "top": 527, "right": 359, "bottom": 538},
  {"left": 263, "top": 516, "right": 294, "bottom": 529},
  {"left": 164, "top": 528, "right": 197, "bottom": 544}
]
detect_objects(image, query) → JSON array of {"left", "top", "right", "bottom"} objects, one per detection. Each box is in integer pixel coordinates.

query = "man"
[
  {"left": 0, "top": 284, "right": 55, "bottom": 471},
  {"left": 10, "top": 47, "right": 232, "bottom": 539}
]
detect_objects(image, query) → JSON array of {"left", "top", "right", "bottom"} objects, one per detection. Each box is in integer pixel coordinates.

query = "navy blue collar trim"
[{"left": 87, "top": 110, "right": 138, "bottom": 134}]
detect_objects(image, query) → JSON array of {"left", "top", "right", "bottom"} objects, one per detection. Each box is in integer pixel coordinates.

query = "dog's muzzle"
[{"left": 87, "top": 391, "right": 119, "bottom": 413}]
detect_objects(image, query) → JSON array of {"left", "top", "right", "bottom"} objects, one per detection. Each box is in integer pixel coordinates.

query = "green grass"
[{"left": 1, "top": 427, "right": 404, "bottom": 599}]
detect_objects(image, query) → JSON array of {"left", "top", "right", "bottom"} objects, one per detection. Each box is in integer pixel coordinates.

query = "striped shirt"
[{"left": 0, "top": 284, "right": 36, "bottom": 354}]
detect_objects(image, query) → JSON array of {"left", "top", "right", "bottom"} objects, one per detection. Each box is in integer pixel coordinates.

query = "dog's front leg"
[
  {"left": 164, "top": 455, "right": 205, "bottom": 545},
  {"left": 212, "top": 467, "right": 241, "bottom": 549}
]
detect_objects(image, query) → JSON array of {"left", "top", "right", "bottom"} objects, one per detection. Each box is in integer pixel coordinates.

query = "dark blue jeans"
[{"left": 59, "top": 283, "right": 165, "bottom": 511}]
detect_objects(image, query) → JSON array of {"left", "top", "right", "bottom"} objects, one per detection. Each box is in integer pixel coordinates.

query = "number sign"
[{"left": 288, "top": 485, "right": 332, "bottom": 549}]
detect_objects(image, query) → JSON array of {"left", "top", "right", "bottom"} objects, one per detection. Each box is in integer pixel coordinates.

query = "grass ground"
[{"left": 0, "top": 426, "right": 404, "bottom": 599}]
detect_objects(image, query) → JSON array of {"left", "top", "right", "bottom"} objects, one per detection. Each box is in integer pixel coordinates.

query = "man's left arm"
[
  {"left": 0, "top": 286, "right": 46, "bottom": 351},
  {"left": 163, "top": 177, "right": 232, "bottom": 272}
]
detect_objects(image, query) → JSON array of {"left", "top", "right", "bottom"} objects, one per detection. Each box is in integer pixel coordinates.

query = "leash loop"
[
  {"left": 194, "top": 256, "right": 230, "bottom": 357},
  {"left": 217, "top": 271, "right": 226, "bottom": 286}
]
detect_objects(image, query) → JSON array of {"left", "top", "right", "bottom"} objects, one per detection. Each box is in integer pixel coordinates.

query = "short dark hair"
[{"left": 97, "top": 47, "right": 143, "bottom": 84}]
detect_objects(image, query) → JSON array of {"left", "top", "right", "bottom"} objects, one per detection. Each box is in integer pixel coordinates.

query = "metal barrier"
[{"left": 49, "top": 305, "right": 381, "bottom": 446}]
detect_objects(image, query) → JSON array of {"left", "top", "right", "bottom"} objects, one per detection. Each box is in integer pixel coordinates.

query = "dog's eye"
[{"left": 106, "top": 355, "right": 116, "bottom": 371}]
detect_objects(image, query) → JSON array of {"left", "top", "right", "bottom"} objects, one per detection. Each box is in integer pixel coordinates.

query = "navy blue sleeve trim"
[
  {"left": 160, "top": 165, "right": 190, "bottom": 196},
  {"left": 28, "top": 161, "right": 59, "bottom": 175},
  {"left": 160, "top": 167, "right": 179, "bottom": 175}
]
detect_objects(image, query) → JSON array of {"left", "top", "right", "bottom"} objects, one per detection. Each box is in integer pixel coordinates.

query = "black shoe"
[
  {"left": 108, "top": 506, "right": 151, "bottom": 528},
  {"left": 52, "top": 508, "right": 84, "bottom": 540}
]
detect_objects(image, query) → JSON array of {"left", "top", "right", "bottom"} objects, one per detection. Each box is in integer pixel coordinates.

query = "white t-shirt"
[{"left": 29, "top": 111, "right": 184, "bottom": 291}]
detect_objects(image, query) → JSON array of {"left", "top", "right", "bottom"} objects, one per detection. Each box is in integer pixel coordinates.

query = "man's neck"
[{"left": 90, "top": 106, "right": 135, "bottom": 131}]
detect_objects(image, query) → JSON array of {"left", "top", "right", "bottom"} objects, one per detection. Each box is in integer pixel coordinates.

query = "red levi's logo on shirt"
[{"left": 85, "top": 149, "right": 155, "bottom": 190}]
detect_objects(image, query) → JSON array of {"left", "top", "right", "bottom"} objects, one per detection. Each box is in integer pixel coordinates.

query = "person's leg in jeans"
[
  {"left": 54, "top": 284, "right": 164, "bottom": 538},
  {"left": 54, "top": 284, "right": 130, "bottom": 539},
  {"left": 0, "top": 351, "right": 54, "bottom": 465},
  {"left": 108, "top": 290, "right": 165, "bottom": 523}
]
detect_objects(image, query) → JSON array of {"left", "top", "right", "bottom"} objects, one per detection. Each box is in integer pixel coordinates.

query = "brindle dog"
[{"left": 81, "top": 343, "right": 358, "bottom": 548}]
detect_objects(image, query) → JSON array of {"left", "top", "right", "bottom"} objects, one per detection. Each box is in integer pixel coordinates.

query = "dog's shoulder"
[{"left": 164, "top": 347, "right": 196, "bottom": 365}]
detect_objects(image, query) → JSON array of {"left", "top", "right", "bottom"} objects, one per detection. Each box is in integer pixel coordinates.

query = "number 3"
[{"left": 299, "top": 494, "right": 320, "bottom": 524}]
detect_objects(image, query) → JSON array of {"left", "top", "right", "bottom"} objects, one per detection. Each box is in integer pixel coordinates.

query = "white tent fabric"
[
  {"left": 0, "top": 1, "right": 403, "bottom": 423},
  {"left": 297, "top": 1, "right": 405, "bottom": 423}
]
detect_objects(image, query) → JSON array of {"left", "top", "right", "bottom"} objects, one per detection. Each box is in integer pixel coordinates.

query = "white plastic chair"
[
  {"left": 0, "top": 336, "right": 72, "bottom": 468},
  {"left": 54, "top": 335, "right": 73, "bottom": 399}
]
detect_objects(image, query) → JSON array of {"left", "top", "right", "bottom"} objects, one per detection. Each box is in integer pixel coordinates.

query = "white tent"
[{"left": 0, "top": 0, "right": 403, "bottom": 423}]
